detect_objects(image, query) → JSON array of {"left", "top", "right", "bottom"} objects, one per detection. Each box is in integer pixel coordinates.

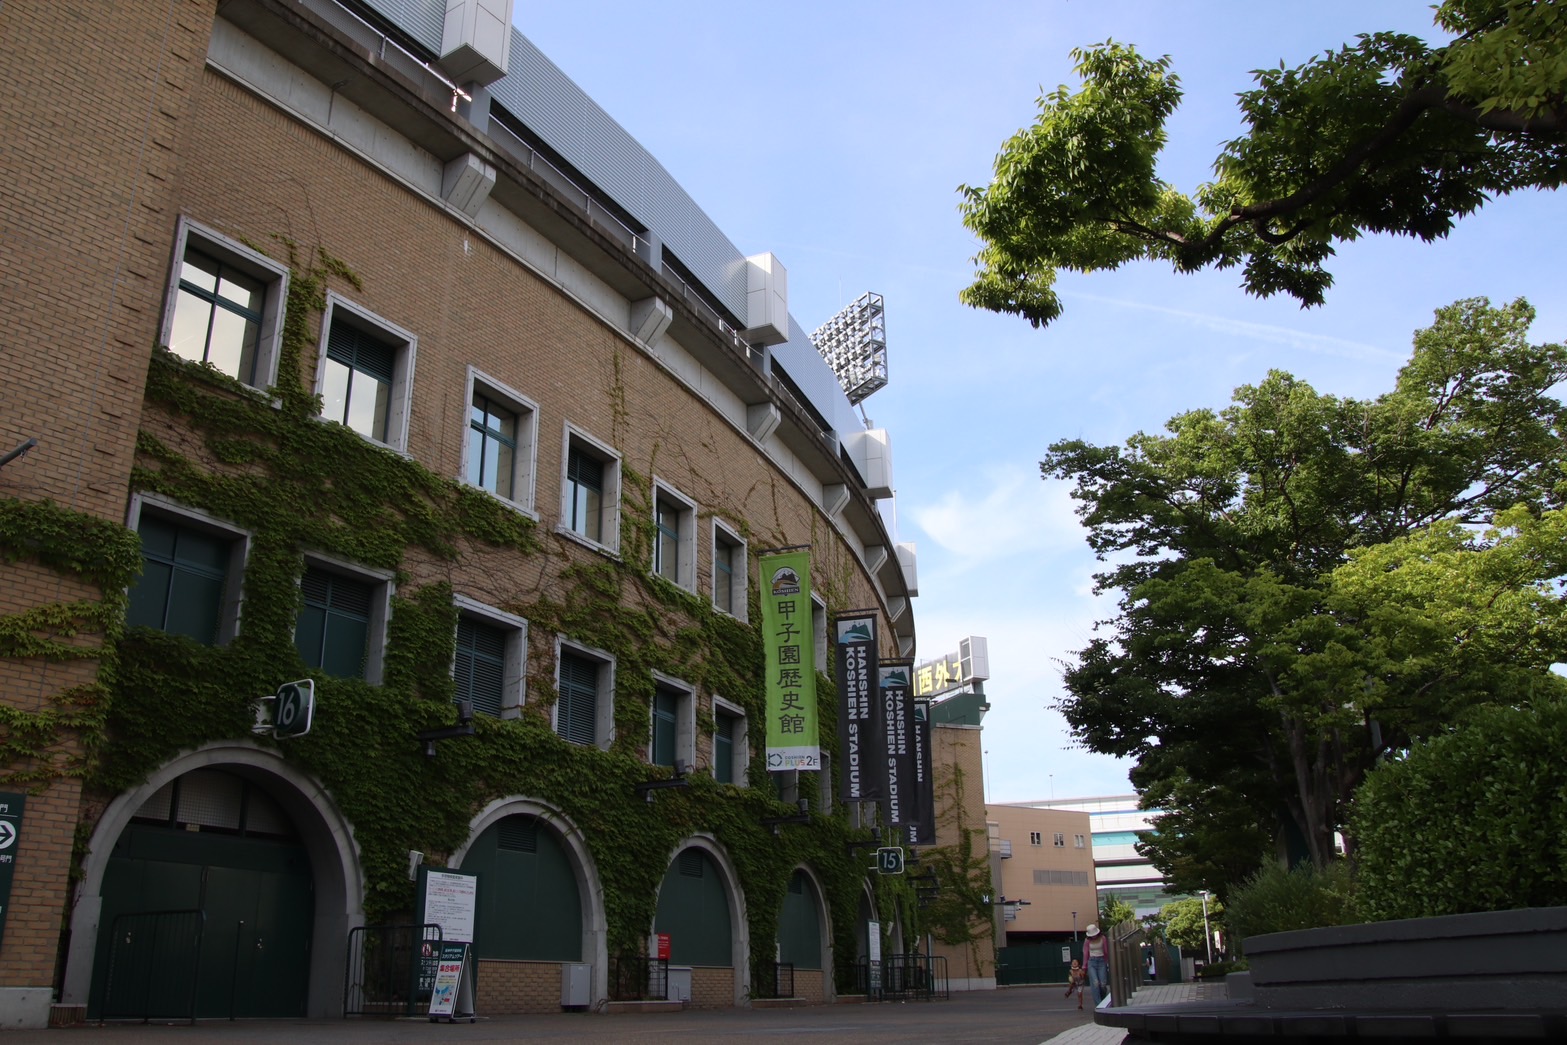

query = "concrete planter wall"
[{"left": 1243, "top": 906, "right": 1567, "bottom": 1011}]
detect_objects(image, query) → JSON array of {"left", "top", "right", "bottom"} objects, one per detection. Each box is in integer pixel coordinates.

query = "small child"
[{"left": 1065, "top": 958, "right": 1086, "bottom": 1009}]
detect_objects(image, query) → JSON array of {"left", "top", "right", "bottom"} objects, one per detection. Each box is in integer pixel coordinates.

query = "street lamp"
[
  {"left": 1072, "top": 911, "right": 1078, "bottom": 941},
  {"left": 1199, "top": 890, "right": 1213, "bottom": 965}
]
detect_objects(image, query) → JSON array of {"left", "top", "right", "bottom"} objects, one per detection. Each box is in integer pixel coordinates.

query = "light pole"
[
  {"left": 1072, "top": 911, "right": 1077, "bottom": 941},
  {"left": 1199, "top": 890, "right": 1213, "bottom": 965}
]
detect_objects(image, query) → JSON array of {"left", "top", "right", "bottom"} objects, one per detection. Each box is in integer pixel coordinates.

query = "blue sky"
[{"left": 512, "top": 2, "right": 1564, "bottom": 804}]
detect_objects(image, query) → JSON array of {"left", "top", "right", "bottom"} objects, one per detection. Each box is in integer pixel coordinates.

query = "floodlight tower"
[{"left": 811, "top": 292, "right": 887, "bottom": 406}]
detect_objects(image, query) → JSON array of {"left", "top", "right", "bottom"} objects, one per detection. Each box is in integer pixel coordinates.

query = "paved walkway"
[{"left": 1041, "top": 981, "right": 1225, "bottom": 1045}]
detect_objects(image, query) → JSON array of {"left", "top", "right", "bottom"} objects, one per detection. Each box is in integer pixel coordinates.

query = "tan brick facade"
[
  {"left": 1, "top": 0, "right": 917, "bottom": 1025},
  {"left": 475, "top": 960, "right": 567, "bottom": 1014}
]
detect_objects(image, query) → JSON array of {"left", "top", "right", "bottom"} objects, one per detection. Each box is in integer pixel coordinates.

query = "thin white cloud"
[
  {"left": 910, "top": 467, "right": 1083, "bottom": 562},
  {"left": 1060, "top": 287, "right": 1404, "bottom": 365}
]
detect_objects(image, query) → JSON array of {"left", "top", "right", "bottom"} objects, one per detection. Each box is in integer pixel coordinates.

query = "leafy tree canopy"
[
  {"left": 1159, "top": 895, "right": 1224, "bottom": 953},
  {"left": 1048, "top": 297, "right": 1567, "bottom": 890},
  {"left": 960, "top": 1, "right": 1567, "bottom": 328}
]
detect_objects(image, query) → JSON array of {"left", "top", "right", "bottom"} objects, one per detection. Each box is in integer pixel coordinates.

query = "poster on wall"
[
  {"left": 879, "top": 662, "right": 915, "bottom": 827},
  {"left": 760, "top": 549, "right": 819, "bottom": 771},
  {"left": 418, "top": 867, "right": 478, "bottom": 943},
  {"left": 834, "top": 613, "right": 881, "bottom": 803}
]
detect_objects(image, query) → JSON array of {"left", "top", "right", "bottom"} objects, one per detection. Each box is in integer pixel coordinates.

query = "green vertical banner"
[{"left": 760, "top": 549, "right": 820, "bottom": 771}]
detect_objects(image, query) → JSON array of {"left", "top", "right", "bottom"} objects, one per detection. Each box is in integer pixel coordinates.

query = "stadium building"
[{"left": 0, "top": 0, "right": 924, "bottom": 1027}]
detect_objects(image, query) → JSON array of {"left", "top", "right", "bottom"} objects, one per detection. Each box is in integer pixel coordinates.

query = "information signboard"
[
  {"left": 418, "top": 868, "right": 478, "bottom": 944},
  {"left": 427, "top": 942, "right": 475, "bottom": 1022},
  {"left": 0, "top": 792, "right": 22, "bottom": 950}
]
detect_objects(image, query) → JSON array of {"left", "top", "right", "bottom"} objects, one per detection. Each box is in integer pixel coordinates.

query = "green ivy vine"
[{"left": 68, "top": 239, "right": 909, "bottom": 982}]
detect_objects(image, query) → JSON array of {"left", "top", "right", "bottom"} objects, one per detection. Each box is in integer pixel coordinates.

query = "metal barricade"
[
  {"left": 99, "top": 909, "right": 205, "bottom": 1023},
  {"left": 343, "top": 923, "right": 442, "bottom": 1017},
  {"left": 752, "top": 961, "right": 795, "bottom": 999},
  {"left": 608, "top": 955, "right": 669, "bottom": 1001},
  {"left": 881, "top": 953, "right": 949, "bottom": 1001}
]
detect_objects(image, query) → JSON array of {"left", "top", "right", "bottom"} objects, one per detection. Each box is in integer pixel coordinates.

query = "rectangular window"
[
  {"left": 650, "top": 480, "right": 696, "bottom": 591},
  {"left": 127, "top": 514, "right": 232, "bottom": 644},
  {"left": 453, "top": 596, "right": 528, "bottom": 718},
  {"left": 469, "top": 394, "right": 517, "bottom": 499},
  {"left": 169, "top": 250, "right": 264, "bottom": 383},
  {"left": 561, "top": 427, "right": 620, "bottom": 551},
  {"left": 162, "top": 220, "right": 288, "bottom": 389},
  {"left": 456, "top": 617, "right": 507, "bottom": 717},
  {"left": 316, "top": 294, "right": 415, "bottom": 450},
  {"left": 655, "top": 501, "right": 680, "bottom": 581},
  {"left": 295, "top": 566, "right": 376, "bottom": 680},
  {"left": 649, "top": 679, "right": 694, "bottom": 770},
  {"left": 557, "top": 645, "right": 613, "bottom": 748},
  {"left": 712, "top": 697, "right": 747, "bottom": 786},
  {"left": 652, "top": 688, "right": 678, "bottom": 768},
  {"left": 567, "top": 448, "right": 604, "bottom": 541},
  {"left": 1075, "top": 834, "right": 1086, "bottom": 849},
  {"left": 712, "top": 522, "right": 746, "bottom": 619},
  {"left": 464, "top": 370, "right": 538, "bottom": 511},
  {"left": 1030, "top": 831, "right": 1042, "bottom": 846},
  {"left": 1053, "top": 832, "right": 1066, "bottom": 848},
  {"left": 323, "top": 324, "right": 393, "bottom": 442}
]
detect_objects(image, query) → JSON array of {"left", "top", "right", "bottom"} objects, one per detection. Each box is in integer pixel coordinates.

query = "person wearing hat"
[{"left": 1082, "top": 922, "right": 1111, "bottom": 1005}]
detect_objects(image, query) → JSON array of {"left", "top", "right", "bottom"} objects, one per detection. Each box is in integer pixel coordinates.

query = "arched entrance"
[
  {"left": 62, "top": 743, "right": 363, "bottom": 1018},
  {"left": 777, "top": 866, "right": 833, "bottom": 1002},
  {"left": 450, "top": 798, "right": 607, "bottom": 1013},
  {"left": 651, "top": 836, "right": 747, "bottom": 1005}
]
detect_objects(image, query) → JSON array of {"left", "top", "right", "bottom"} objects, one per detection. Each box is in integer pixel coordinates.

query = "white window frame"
[
  {"left": 1053, "top": 832, "right": 1066, "bottom": 848},
  {"left": 296, "top": 551, "right": 394, "bottom": 685},
  {"left": 161, "top": 218, "right": 290, "bottom": 391},
  {"left": 452, "top": 594, "right": 528, "bottom": 719},
  {"left": 315, "top": 292, "right": 417, "bottom": 452},
  {"left": 650, "top": 478, "right": 697, "bottom": 592},
  {"left": 649, "top": 671, "right": 696, "bottom": 771},
  {"left": 1030, "top": 831, "right": 1042, "bottom": 846},
  {"left": 712, "top": 695, "right": 749, "bottom": 787},
  {"left": 461, "top": 367, "right": 538, "bottom": 516},
  {"left": 558, "top": 424, "right": 621, "bottom": 554},
  {"left": 553, "top": 637, "right": 616, "bottom": 750},
  {"left": 711, "top": 519, "right": 747, "bottom": 621},
  {"left": 126, "top": 493, "right": 252, "bottom": 646}
]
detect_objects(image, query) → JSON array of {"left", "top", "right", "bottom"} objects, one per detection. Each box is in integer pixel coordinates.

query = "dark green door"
[{"left": 90, "top": 822, "right": 314, "bottom": 1019}]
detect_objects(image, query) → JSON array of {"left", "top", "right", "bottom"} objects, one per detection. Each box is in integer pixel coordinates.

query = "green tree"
[
  {"left": 1159, "top": 896, "right": 1224, "bottom": 953},
  {"left": 1047, "top": 297, "right": 1567, "bottom": 887},
  {"left": 959, "top": 1, "right": 1567, "bottom": 328},
  {"left": 1100, "top": 894, "right": 1137, "bottom": 929}
]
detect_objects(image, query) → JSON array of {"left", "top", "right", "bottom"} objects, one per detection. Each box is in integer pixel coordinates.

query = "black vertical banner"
[
  {"left": 879, "top": 662, "right": 915, "bottom": 827},
  {"left": 907, "top": 700, "right": 936, "bottom": 846},
  {"left": 834, "top": 614, "right": 882, "bottom": 803}
]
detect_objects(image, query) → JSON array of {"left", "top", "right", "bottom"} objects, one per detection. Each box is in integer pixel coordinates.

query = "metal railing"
[
  {"left": 608, "top": 955, "right": 669, "bottom": 1001},
  {"left": 99, "top": 909, "right": 205, "bottom": 1023},
  {"left": 837, "top": 954, "right": 949, "bottom": 1001},
  {"left": 752, "top": 961, "right": 795, "bottom": 999},
  {"left": 1108, "top": 919, "right": 1145, "bottom": 1008},
  {"left": 343, "top": 923, "right": 443, "bottom": 1017}
]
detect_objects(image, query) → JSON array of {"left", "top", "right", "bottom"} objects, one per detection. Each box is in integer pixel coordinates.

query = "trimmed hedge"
[{"left": 1351, "top": 699, "right": 1567, "bottom": 921}]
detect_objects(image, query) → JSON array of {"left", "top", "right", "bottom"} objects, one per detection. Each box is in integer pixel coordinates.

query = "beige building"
[{"left": 987, "top": 804, "right": 1099, "bottom": 944}]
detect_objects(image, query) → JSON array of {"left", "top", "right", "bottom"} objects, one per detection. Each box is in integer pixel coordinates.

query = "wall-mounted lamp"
[
  {"left": 0, "top": 438, "right": 38, "bottom": 470},
  {"left": 761, "top": 797, "right": 811, "bottom": 834},
  {"left": 633, "top": 762, "right": 690, "bottom": 803},
  {"left": 417, "top": 699, "right": 475, "bottom": 757}
]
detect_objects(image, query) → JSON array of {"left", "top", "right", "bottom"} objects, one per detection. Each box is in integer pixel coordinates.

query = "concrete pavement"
[{"left": 1041, "top": 980, "right": 1226, "bottom": 1045}]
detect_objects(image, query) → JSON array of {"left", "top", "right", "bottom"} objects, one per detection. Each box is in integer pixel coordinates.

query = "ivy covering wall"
[{"left": 0, "top": 242, "right": 956, "bottom": 975}]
